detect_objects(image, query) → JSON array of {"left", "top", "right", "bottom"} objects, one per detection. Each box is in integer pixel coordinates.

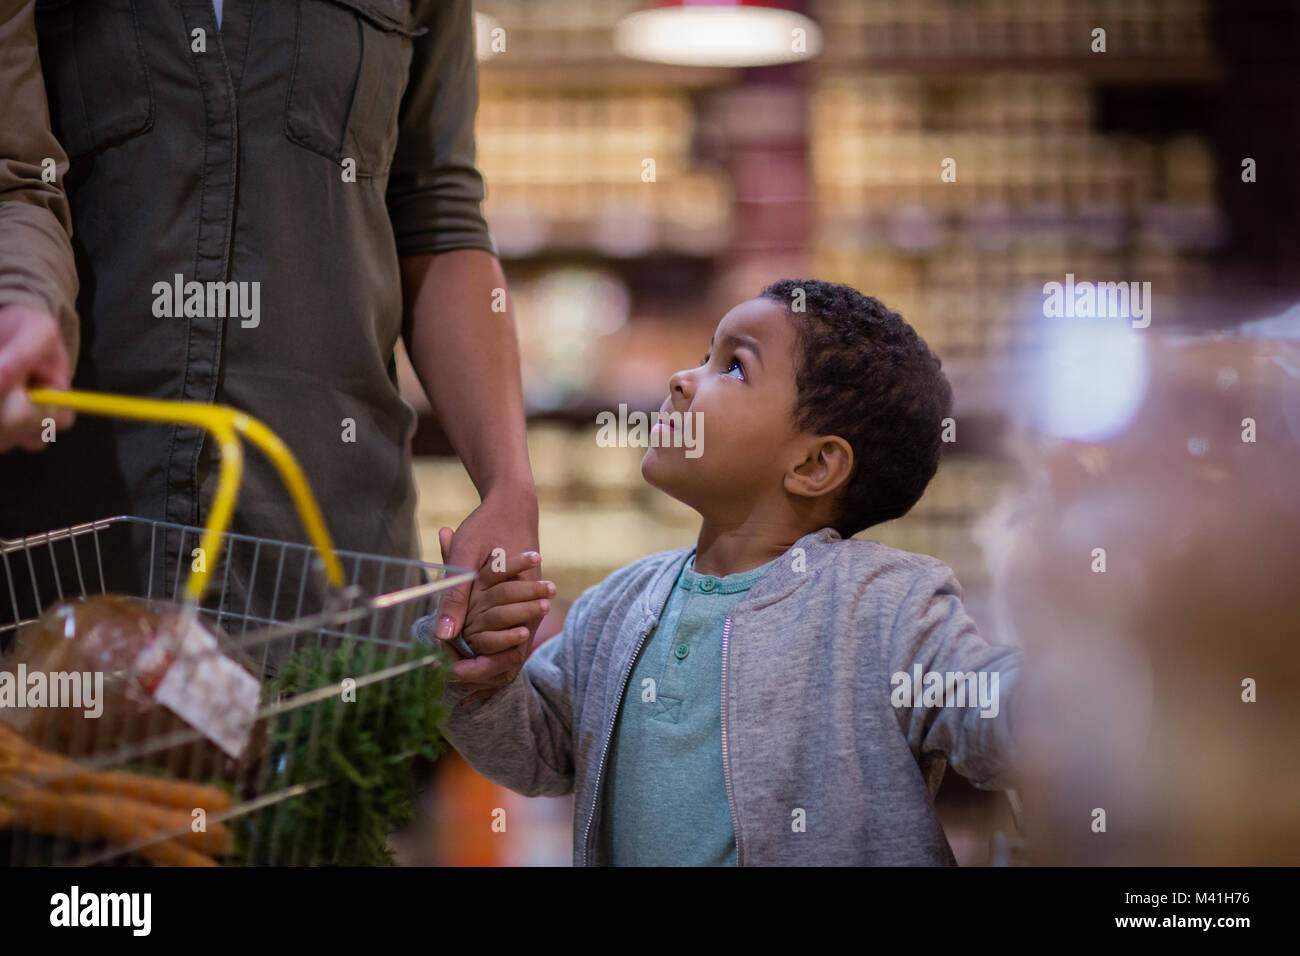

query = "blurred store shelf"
[
  {"left": 400, "top": 0, "right": 1294, "bottom": 866},
  {"left": 477, "top": 89, "right": 733, "bottom": 258},
  {"left": 811, "top": 0, "right": 1217, "bottom": 71}
]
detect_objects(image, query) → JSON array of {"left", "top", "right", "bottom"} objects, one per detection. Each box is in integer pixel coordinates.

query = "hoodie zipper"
[
  {"left": 580, "top": 545, "right": 814, "bottom": 865},
  {"left": 721, "top": 614, "right": 743, "bottom": 865},
  {"left": 581, "top": 622, "right": 655, "bottom": 865}
]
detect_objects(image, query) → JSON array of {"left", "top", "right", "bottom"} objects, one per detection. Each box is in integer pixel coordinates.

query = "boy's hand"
[{"left": 438, "top": 528, "right": 555, "bottom": 706}]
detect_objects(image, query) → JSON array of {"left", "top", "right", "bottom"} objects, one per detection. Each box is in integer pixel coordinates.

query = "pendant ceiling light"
[{"left": 614, "top": 0, "right": 822, "bottom": 67}]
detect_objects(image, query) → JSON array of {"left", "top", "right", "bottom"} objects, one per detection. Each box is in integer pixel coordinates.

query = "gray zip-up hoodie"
[{"left": 440, "top": 527, "right": 1023, "bottom": 865}]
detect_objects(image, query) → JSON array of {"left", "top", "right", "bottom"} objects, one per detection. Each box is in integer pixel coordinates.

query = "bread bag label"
[{"left": 134, "top": 615, "right": 260, "bottom": 759}]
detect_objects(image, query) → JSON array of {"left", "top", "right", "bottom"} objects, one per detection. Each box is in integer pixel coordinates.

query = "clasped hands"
[{"left": 436, "top": 526, "right": 555, "bottom": 707}]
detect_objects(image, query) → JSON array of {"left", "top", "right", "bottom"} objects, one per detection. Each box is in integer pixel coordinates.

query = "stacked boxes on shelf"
[
  {"left": 476, "top": 89, "right": 731, "bottom": 256},
  {"left": 811, "top": 0, "right": 1212, "bottom": 61},
  {"left": 809, "top": 74, "right": 1220, "bottom": 360}
]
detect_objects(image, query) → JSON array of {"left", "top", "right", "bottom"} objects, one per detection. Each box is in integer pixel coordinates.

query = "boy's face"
[{"left": 641, "top": 297, "right": 807, "bottom": 519}]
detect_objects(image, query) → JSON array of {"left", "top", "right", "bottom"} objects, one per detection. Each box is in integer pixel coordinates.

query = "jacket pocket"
[
  {"left": 34, "top": 0, "right": 154, "bottom": 160},
  {"left": 285, "top": 0, "right": 425, "bottom": 178}
]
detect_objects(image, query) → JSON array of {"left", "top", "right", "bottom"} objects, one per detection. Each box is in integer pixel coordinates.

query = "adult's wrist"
[{"left": 481, "top": 470, "right": 539, "bottom": 511}]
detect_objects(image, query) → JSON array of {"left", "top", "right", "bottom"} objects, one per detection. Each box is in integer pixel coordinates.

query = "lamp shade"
[{"left": 614, "top": 0, "right": 822, "bottom": 67}]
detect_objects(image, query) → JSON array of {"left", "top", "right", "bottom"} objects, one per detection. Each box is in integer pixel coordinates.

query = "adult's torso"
[{"left": 1, "top": 0, "right": 426, "bottom": 616}]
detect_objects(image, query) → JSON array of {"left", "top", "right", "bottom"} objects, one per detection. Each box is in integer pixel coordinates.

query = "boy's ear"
[{"left": 784, "top": 435, "right": 854, "bottom": 500}]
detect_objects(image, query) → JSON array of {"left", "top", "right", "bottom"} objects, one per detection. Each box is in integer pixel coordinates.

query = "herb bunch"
[{"left": 237, "top": 638, "right": 452, "bottom": 866}]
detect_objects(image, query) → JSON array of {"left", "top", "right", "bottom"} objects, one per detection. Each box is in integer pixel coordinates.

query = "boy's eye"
[{"left": 700, "top": 351, "right": 745, "bottom": 380}]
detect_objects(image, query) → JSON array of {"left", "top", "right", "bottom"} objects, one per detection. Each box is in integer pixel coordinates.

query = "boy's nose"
[{"left": 668, "top": 367, "right": 694, "bottom": 402}]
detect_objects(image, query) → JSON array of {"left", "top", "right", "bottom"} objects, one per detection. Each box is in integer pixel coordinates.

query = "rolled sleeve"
[
  {"left": 0, "top": 0, "right": 80, "bottom": 363},
  {"left": 386, "top": 0, "right": 497, "bottom": 258}
]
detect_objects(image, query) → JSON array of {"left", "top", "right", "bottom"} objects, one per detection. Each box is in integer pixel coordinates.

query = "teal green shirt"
[{"left": 599, "top": 555, "right": 776, "bottom": 865}]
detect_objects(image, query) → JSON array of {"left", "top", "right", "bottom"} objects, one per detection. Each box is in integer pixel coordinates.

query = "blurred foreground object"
[{"left": 978, "top": 313, "right": 1300, "bottom": 864}]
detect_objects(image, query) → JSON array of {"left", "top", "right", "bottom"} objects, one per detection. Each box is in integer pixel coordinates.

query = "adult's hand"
[
  {"left": 0, "top": 303, "right": 74, "bottom": 452},
  {"left": 435, "top": 484, "right": 542, "bottom": 705}
]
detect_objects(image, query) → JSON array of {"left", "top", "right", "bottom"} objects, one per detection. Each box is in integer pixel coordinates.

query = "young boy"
[{"left": 439, "top": 279, "right": 1022, "bottom": 866}]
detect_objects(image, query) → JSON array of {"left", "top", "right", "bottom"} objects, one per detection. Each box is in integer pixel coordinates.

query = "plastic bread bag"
[{"left": 1, "top": 594, "right": 265, "bottom": 779}]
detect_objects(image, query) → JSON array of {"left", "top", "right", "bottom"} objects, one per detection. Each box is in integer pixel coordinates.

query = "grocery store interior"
[{"left": 393, "top": 0, "right": 1300, "bottom": 865}]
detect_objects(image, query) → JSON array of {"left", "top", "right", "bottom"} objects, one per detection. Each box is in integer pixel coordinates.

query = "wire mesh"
[{"left": 0, "top": 515, "right": 473, "bottom": 866}]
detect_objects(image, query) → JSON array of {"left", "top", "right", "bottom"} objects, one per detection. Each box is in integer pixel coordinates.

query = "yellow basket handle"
[{"left": 26, "top": 387, "right": 346, "bottom": 600}]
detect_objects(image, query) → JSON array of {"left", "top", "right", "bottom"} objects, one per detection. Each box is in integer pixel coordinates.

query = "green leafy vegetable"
[{"left": 235, "top": 638, "right": 452, "bottom": 866}]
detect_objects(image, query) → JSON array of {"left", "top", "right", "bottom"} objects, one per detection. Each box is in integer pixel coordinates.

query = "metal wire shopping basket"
[{"left": 0, "top": 388, "right": 474, "bottom": 866}]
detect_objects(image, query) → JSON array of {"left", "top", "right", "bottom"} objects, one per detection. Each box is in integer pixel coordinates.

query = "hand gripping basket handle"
[{"left": 25, "top": 386, "right": 346, "bottom": 602}]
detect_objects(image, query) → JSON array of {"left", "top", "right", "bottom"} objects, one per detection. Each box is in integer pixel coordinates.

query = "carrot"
[
  {"left": 5, "top": 788, "right": 142, "bottom": 848},
  {"left": 2, "top": 721, "right": 233, "bottom": 866},
  {"left": 6, "top": 788, "right": 230, "bottom": 857},
  {"left": 0, "top": 722, "right": 34, "bottom": 756},
  {"left": 0, "top": 752, "right": 20, "bottom": 778},
  {"left": 8, "top": 791, "right": 217, "bottom": 867},
  {"left": 0, "top": 720, "right": 233, "bottom": 812},
  {"left": 73, "top": 791, "right": 231, "bottom": 855},
  {"left": 0, "top": 721, "right": 40, "bottom": 752},
  {"left": 99, "top": 793, "right": 231, "bottom": 855},
  {"left": 49, "top": 769, "right": 233, "bottom": 813}
]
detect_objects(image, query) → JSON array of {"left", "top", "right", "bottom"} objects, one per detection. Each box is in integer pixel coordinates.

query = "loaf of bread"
[{"left": 1, "top": 595, "right": 265, "bottom": 781}]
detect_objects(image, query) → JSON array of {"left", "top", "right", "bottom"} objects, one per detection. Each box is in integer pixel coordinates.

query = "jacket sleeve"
[
  {"left": 385, "top": 0, "right": 497, "bottom": 258},
  {"left": 888, "top": 559, "right": 1023, "bottom": 791},
  {"left": 0, "top": 0, "right": 80, "bottom": 363},
  {"left": 438, "top": 584, "right": 591, "bottom": 798}
]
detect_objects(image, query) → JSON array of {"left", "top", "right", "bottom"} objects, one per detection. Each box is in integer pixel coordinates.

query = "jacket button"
[{"left": 674, "top": 643, "right": 690, "bottom": 660}]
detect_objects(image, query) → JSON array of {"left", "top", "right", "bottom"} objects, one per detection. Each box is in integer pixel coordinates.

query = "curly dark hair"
[{"left": 759, "top": 279, "right": 953, "bottom": 537}]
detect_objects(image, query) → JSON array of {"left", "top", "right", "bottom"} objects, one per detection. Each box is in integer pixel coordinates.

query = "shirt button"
[
  {"left": 674, "top": 643, "right": 690, "bottom": 660},
  {"left": 699, "top": 578, "right": 715, "bottom": 592}
]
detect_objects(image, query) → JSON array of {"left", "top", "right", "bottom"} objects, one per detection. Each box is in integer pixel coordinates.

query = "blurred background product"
[
  {"left": 976, "top": 322, "right": 1300, "bottom": 865},
  {"left": 393, "top": 0, "right": 1300, "bottom": 865}
]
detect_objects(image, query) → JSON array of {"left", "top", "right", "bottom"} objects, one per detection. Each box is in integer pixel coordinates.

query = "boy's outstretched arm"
[
  {"left": 437, "top": 551, "right": 583, "bottom": 799},
  {"left": 888, "top": 558, "right": 1023, "bottom": 792}
]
